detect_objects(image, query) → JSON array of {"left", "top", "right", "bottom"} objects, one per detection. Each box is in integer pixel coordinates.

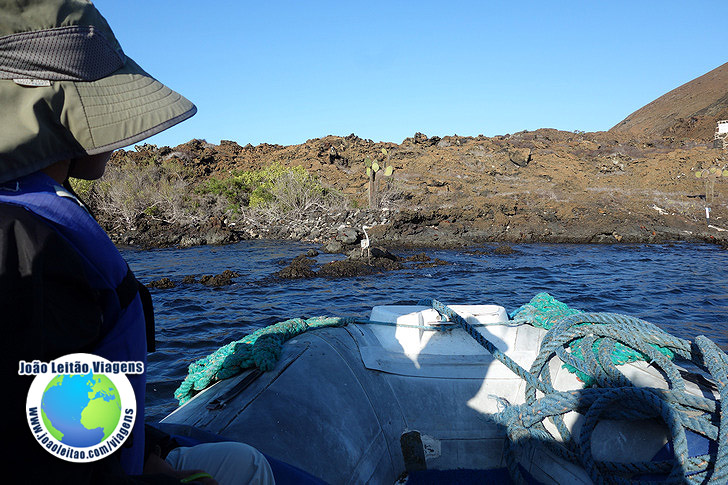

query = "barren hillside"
[{"left": 611, "top": 62, "right": 728, "bottom": 141}]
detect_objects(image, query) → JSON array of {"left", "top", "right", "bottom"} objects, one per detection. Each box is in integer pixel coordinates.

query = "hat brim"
[
  {"left": 71, "top": 57, "right": 196, "bottom": 155},
  {"left": 0, "top": 56, "right": 195, "bottom": 183}
]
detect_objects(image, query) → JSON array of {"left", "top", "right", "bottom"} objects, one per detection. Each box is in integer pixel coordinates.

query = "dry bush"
[
  {"left": 270, "top": 170, "right": 348, "bottom": 218},
  {"left": 84, "top": 160, "right": 196, "bottom": 230},
  {"left": 238, "top": 168, "right": 350, "bottom": 228},
  {"left": 374, "top": 178, "right": 409, "bottom": 210}
]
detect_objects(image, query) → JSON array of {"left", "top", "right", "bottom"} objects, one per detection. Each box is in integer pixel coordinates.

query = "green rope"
[
  {"left": 174, "top": 316, "right": 352, "bottom": 405},
  {"left": 173, "top": 315, "right": 463, "bottom": 405},
  {"left": 510, "top": 292, "right": 583, "bottom": 328},
  {"left": 511, "top": 293, "right": 674, "bottom": 384}
]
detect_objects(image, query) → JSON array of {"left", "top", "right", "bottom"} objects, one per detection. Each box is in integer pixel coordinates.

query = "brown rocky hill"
[
  {"left": 110, "top": 129, "right": 727, "bottom": 248},
  {"left": 610, "top": 62, "right": 728, "bottom": 142}
]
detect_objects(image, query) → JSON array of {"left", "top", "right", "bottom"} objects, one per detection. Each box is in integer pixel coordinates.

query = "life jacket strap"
[
  {"left": 116, "top": 266, "right": 156, "bottom": 352},
  {"left": 138, "top": 284, "right": 156, "bottom": 353}
]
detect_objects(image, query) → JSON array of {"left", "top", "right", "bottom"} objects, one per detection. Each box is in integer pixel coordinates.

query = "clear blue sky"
[{"left": 95, "top": 0, "right": 727, "bottom": 148}]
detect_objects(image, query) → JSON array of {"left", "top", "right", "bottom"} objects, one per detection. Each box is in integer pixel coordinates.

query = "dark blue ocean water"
[{"left": 121, "top": 241, "right": 728, "bottom": 422}]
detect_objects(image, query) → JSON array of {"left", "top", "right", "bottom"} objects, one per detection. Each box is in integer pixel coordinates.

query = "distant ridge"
[{"left": 610, "top": 61, "right": 728, "bottom": 141}]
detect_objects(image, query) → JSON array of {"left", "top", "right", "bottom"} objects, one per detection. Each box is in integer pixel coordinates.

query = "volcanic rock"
[
  {"left": 148, "top": 277, "right": 176, "bottom": 289},
  {"left": 199, "top": 270, "right": 240, "bottom": 287}
]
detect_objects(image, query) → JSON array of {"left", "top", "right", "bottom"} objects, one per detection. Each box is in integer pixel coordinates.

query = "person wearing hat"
[{"left": 0, "top": 1, "right": 275, "bottom": 483}]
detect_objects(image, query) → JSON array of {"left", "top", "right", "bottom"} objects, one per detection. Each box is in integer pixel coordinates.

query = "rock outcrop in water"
[
  {"left": 276, "top": 247, "right": 451, "bottom": 279},
  {"left": 148, "top": 277, "right": 176, "bottom": 289},
  {"left": 146, "top": 270, "right": 241, "bottom": 289}
]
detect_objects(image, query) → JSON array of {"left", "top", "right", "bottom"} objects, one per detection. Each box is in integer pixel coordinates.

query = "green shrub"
[
  {"left": 196, "top": 163, "right": 314, "bottom": 212},
  {"left": 69, "top": 178, "right": 96, "bottom": 199},
  {"left": 249, "top": 186, "right": 274, "bottom": 207}
]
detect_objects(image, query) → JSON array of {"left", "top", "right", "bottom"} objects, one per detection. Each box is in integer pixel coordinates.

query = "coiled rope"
[
  {"left": 421, "top": 294, "right": 726, "bottom": 484},
  {"left": 510, "top": 293, "right": 676, "bottom": 385}
]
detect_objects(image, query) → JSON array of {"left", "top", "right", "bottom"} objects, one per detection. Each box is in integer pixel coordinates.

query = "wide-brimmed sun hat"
[{"left": 0, "top": 0, "right": 197, "bottom": 183}]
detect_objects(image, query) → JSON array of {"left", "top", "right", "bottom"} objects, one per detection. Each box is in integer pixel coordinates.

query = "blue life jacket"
[{"left": 0, "top": 172, "right": 152, "bottom": 475}]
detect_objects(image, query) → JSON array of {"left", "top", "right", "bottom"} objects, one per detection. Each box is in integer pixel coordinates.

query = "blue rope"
[{"left": 419, "top": 297, "right": 726, "bottom": 485}]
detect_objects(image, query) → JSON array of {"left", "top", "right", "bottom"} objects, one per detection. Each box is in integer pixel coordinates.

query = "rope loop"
[{"left": 424, "top": 293, "right": 726, "bottom": 484}]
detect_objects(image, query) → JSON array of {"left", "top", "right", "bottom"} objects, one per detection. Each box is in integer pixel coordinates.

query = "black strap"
[
  {"left": 138, "top": 283, "right": 156, "bottom": 353},
  {"left": 116, "top": 267, "right": 139, "bottom": 309},
  {"left": 116, "top": 266, "right": 156, "bottom": 352}
]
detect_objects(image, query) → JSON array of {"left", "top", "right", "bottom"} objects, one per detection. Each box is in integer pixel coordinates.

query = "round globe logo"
[
  {"left": 23, "top": 353, "right": 141, "bottom": 462},
  {"left": 41, "top": 373, "right": 122, "bottom": 447}
]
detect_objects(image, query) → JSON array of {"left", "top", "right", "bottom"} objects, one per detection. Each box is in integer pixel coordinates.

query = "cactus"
[
  {"left": 694, "top": 166, "right": 728, "bottom": 178},
  {"left": 694, "top": 164, "right": 727, "bottom": 208},
  {"left": 364, "top": 148, "right": 394, "bottom": 208}
]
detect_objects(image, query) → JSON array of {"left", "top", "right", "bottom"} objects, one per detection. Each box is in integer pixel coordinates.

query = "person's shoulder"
[{"left": 0, "top": 201, "right": 105, "bottom": 355}]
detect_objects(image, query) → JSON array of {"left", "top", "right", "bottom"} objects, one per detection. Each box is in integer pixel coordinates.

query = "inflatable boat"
[{"left": 159, "top": 294, "right": 725, "bottom": 484}]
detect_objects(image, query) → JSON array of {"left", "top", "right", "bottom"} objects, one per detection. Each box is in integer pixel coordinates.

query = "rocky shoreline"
[
  {"left": 140, "top": 209, "right": 728, "bottom": 287},
  {"left": 111, "top": 203, "right": 728, "bottom": 253}
]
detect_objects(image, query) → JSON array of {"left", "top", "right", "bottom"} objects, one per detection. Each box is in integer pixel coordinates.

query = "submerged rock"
[
  {"left": 403, "top": 252, "right": 431, "bottom": 262},
  {"left": 276, "top": 255, "right": 317, "bottom": 279},
  {"left": 402, "top": 253, "right": 451, "bottom": 268},
  {"left": 150, "top": 270, "right": 241, "bottom": 289},
  {"left": 277, "top": 246, "right": 403, "bottom": 278},
  {"left": 493, "top": 245, "right": 516, "bottom": 255},
  {"left": 200, "top": 270, "right": 241, "bottom": 287},
  {"left": 317, "top": 257, "right": 403, "bottom": 277}
]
